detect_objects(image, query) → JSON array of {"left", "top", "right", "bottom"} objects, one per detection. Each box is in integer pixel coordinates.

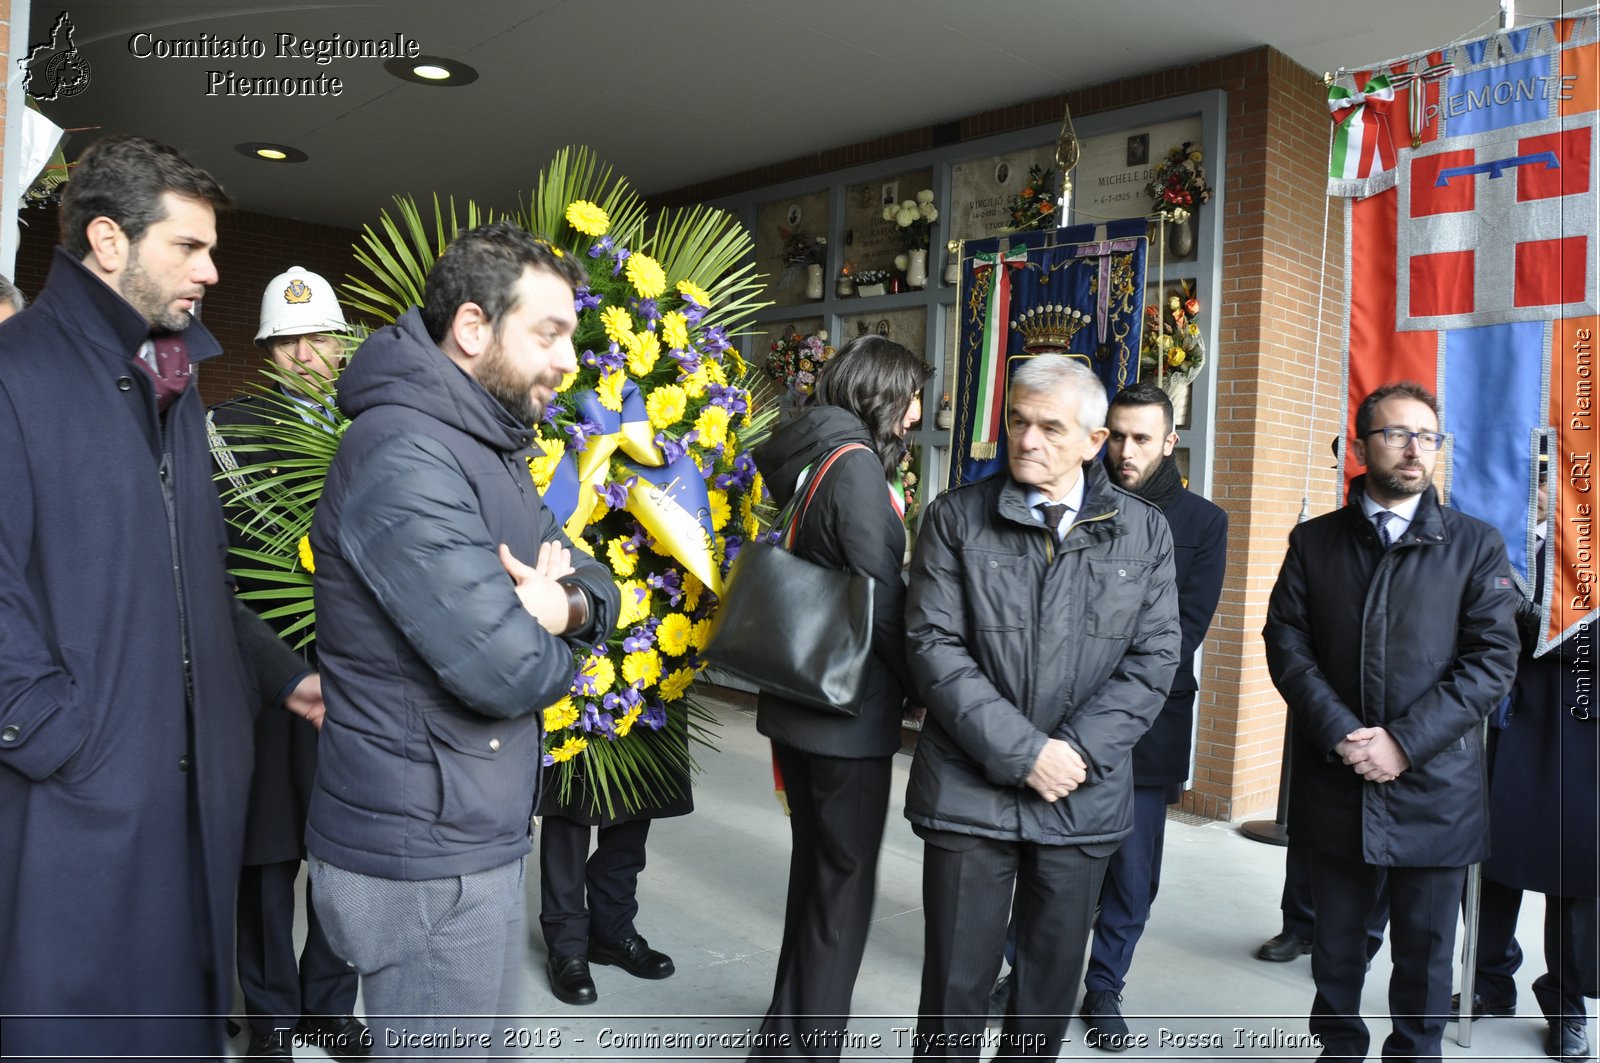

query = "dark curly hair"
[{"left": 421, "top": 219, "right": 586, "bottom": 342}]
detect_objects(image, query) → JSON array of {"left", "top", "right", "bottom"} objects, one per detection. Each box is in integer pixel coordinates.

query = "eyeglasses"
[{"left": 1364, "top": 426, "right": 1445, "bottom": 451}]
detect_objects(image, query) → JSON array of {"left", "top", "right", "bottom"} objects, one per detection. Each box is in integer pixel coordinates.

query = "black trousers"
[
  {"left": 1283, "top": 839, "right": 1392, "bottom": 959},
  {"left": 1309, "top": 851, "right": 1463, "bottom": 1062},
  {"left": 236, "top": 859, "right": 358, "bottom": 1035},
  {"left": 1475, "top": 875, "right": 1599, "bottom": 1021},
  {"left": 538, "top": 813, "right": 650, "bottom": 956},
  {"left": 915, "top": 831, "right": 1106, "bottom": 1062},
  {"left": 754, "top": 745, "right": 894, "bottom": 1061}
]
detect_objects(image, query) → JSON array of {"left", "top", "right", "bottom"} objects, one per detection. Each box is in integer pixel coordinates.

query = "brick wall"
[
  {"left": 663, "top": 45, "right": 1345, "bottom": 821},
  {"left": 13, "top": 201, "right": 364, "bottom": 405}
]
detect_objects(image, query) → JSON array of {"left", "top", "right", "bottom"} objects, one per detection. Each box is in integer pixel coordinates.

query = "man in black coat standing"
[
  {"left": 905, "top": 355, "right": 1180, "bottom": 1062},
  {"left": 0, "top": 135, "right": 320, "bottom": 1060},
  {"left": 1461, "top": 455, "right": 1598, "bottom": 1063},
  {"left": 1078, "top": 382, "right": 1227, "bottom": 1049},
  {"left": 1264, "top": 381, "right": 1520, "bottom": 1061},
  {"left": 208, "top": 266, "right": 366, "bottom": 1058}
]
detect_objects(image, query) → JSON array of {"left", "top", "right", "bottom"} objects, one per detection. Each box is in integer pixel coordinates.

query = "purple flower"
[
  {"left": 541, "top": 751, "right": 557, "bottom": 767},
  {"left": 731, "top": 452, "right": 758, "bottom": 490},
  {"left": 588, "top": 236, "right": 614, "bottom": 259},
  {"left": 565, "top": 417, "right": 604, "bottom": 451},
  {"left": 632, "top": 298, "right": 660, "bottom": 327},
  {"left": 641, "top": 704, "right": 668, "bottom": 731},
  {"left": 705, "top": 383, "right": 748, "bottom": 415},
  {"left": 655, "top": 432, "right": 690, "bottom": 465},
  {"left": 574, "top": 286, "right": 602, "bottom": 313},
  {"left": 680, "top": 299, "right": 707, "bottom": 327},
  {"left": 701, "top": 326, "right": 731, "bottom": 355},
  {"left": 610, "top": 246, "right": 631, "bottom": 276},
  {"left": 542, "top": 400, "right": 565, "bottom": 425},
  {"left": 646, "top": 570, "right": 683, "bottom": 605},
  {"left": 723, "top": 535, "right": 743, "bottom": 569},
  {"left": 581, "top": 701, "right": 615, "bottom": 737},
  {"left": 622, "top": 627, "right": 654, "bottom": 653},
  {"left": 597, "top": 475, "right": 636, "bottom": 510}
]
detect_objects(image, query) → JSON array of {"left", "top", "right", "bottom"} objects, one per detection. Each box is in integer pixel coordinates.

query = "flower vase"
[
  {"left": 1162, "top": 375, "right": 1192, "bottom": 427},
  {"left": 906, "top": 248, "right": 929, "bottom": 290},
  {"left": 1168, "top": 211, "right": 1197, "bottom": 258},
  {"left": 804, "top": 264, "right": 824, "bottom": 301}
]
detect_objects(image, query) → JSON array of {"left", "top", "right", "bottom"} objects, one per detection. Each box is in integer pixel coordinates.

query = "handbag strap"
[{"left": 780, "top": 443, "right": 872, "bottom": 549}]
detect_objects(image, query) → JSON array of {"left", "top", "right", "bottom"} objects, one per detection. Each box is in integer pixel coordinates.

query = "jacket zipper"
[{"left": 159, "top": 418, "right": 195, "bottom": 707}]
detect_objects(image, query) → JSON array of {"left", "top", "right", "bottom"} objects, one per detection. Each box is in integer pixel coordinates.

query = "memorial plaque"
[
  {"left": 949, "top": 144, "right": 1059, "bottom": 243},
  {"left": 755, "top": 191, "right": 829, "bottom": 308},
  {"left": 1073, "top": 117, "right": 1202, "bottom": 226},
  {"left": 843, "top": 167, "right": 933, "bottom": 276}
]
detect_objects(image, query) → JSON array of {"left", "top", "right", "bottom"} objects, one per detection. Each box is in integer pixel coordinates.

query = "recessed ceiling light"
[
  {"left": 384, "top": 55, "right": 478, "bottom": 86},
  {"left": 235, "top": 142, "right": 308, "bottom": 163}
]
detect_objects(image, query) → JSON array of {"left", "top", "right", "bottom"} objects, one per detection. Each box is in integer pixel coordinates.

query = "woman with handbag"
[{"left": 748, "top": 335, "right": 929, "bottom": 1059}]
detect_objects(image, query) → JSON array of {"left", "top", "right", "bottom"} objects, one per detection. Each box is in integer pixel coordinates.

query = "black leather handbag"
[{"left": 703, "top": 444, "right": 876, "bottom": 715}]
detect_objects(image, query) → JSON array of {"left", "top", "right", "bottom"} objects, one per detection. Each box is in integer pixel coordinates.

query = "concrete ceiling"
[{"left": 23, "top": 0, "right": 1579, "bottom": 229}]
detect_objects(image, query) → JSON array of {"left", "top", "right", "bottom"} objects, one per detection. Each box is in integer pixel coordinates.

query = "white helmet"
[{"left": 255, "top": 266, "right": 348, "bottom": 344}]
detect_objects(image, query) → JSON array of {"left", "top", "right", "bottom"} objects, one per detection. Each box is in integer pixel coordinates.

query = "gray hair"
[
  {"left": 0, "top": 274, "right": 25, "bottom": 314},
  {"left": 1009, "top": 355, "right": 1107, "bottom": 431}
]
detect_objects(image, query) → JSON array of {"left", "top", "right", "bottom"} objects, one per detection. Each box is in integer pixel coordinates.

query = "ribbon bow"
[{"left": 1328, "top": 74, "right": 1398, "bottom": 190}]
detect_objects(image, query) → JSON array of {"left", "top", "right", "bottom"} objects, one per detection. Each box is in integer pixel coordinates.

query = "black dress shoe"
[
  {"left": 589, "top": 934, "right": 675, "bottom": 979},
  {"left": 245, "top": 1028, "right": 293, "bottom": 1059},
  {"left": 1449, "top": 992, "right": 1517, "bottom": 1019},
  {"left": 1545, "top": 1018, "right": 1590, "bottom": 1063},
  {"left": 1080, "top": 990, "right": 1133, "bottom": 1052},
  {"left": 295, "top": 1015, "right": 373, "bottom": 1059},
  {"left": 1256, "top": 930, "right": 1312, "bottom": 962},
  {"left": 547, "top": 953, "right": 598, "bottom": 1005}
]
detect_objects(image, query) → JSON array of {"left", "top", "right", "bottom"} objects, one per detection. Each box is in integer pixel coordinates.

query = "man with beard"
[
  {"left": 1076, "top": 382, "right": 1227, "bottom": 1049},
  {"left": 0, "top": 135, "right": 319, "bottom": 1060},
  {"left": 304, "top": 221, "right": 618, "bottom": 1044},
  {"left": 1264, "top": 381, "right": 1520, "bottom": 1061}
]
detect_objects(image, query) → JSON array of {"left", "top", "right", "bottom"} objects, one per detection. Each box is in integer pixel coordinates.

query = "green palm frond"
[
  {"left": 524, "top": 146, "right": 648, "bottom": 249},
  {"left": 344, "top": 194, "right": 490, "bottom": 321}
]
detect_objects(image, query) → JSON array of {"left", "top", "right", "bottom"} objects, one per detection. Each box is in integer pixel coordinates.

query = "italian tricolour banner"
[{"left": 1337, "top": 7, "right": 1600, "bottom": 654}]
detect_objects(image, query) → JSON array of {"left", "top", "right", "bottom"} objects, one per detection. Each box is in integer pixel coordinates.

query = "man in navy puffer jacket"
[{"left": 305, "top": 222, "right": 618, "bottom": 1043}]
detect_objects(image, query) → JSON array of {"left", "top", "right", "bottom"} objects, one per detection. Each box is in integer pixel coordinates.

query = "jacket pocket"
[
  {"left": 422, "top": 711, "right": 538, "bottom": 843},
  {"left": 962, "top": 548, "right": 1030, "bottom": 631},
  {"left": 1084, "top": 558, "right": 1153, "bottom": 639}
]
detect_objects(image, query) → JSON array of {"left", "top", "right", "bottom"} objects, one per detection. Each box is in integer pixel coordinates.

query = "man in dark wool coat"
[
  {"left": 1265, "top": 380, "right": 1520, "bottom": 1062},
  {"left": 0, "top": 136, "right": 320, "bottom": 1060}
]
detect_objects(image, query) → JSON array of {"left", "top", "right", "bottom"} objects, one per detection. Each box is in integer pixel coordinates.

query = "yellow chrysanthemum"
[
  {"left": 647, "top": 534, "right": 674, "bottom": 557},
  {"left": 526, "top": 437, "right": 566, "bottom": 489},
  {"left": 688, "top": 618, "right": 713, "bottom": 651},
  {"left": 605, "top": 537, "right": 637, "bottom": 578},
  {"left": 659, "top": 667, "right": 695, "bottom": 702},
  {"left": 625, "top": 253, "right": 666, "bottom": 299},
  {"left": 556, "top": 369, "right": 579, "bottom": 394},
  {"left": 682, "top": 572, "right": 704, "bottom": 613},
  {"left": 565, "top": 200, "right": 610, "bottom": 237},
  {"left": 676, "top": 279, "right": 711, "bottom": 309},
  {"left": 656, "top": 613, "right": 693, "bottom": 656},
  {"left": 741, "top": 495, "right": 759, "bottom": 540},
  {"left": 679, "top": 367, "right": 709, "bottom": 397},
  {"left": 600, "top": 305, "right": 634, "bottom": 346},
  {"left": 695, "top": 405, "right": 731, "bottom": 449},
  {"left": 726, "top": 348, "right": 749, "bottom": 377},
  {"left": 587, "top": 493, "right": 611, "bottom": 526},
  {"left": 613, "top": 704, "right": 643, "bottom": 738},
  {"left": 707, "top": 488, "right": 731, "bottom": 532},
  {"left": 297, "top": 535, "right": 315, "bottom": 574},
  {"left": 622, "top": 649, "right": 663, "bottom": 688},
  {"left": 596, "top": 368, "right": 625, "bottom": 412},
  {"left": 548, "top": 735, "right": 589, "bottom": 763},
  {"left": 616, "top": 580, "right": 651, "bottom": 628},
  {"left": 705, "top": 360, "right": 727, "bottom": 386},
  {"left": 646, "top": 385, "right": 687, "bottom": 431},
  {"left": 626, "top": 331, "right": 661, "bottom": 377},
  {"left": 750, "top": 472, "right": 765, "bottom": 503},
  {"left": 660, "top": 311, "right": 690, "bottom": 352},
  {"left": 572, "top": 653, "right": 616, "bottom": 697},
  {"left": 543, "top": 696, "right": 580, "bottom": 733}
]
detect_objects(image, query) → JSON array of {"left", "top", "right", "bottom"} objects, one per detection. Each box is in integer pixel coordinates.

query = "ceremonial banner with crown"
[
  {"left": 948, "top": 220, "right": 1148, "bottom": 487},
  {"left": 1334, "top": 8, "right": 1600, "bottom": 655}
]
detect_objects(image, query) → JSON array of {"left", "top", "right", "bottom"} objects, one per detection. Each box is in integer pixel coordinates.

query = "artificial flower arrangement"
[
  {"left": 765, "top": 329, "right": 835, "bottom": 395},
  {"left": 1140, "top": 279, "right": 1206, "bottom": 391},
  {"left": 1006, "top": 164, "right": 1060, "bottom": 232},
  {"left": 883, "top": 189, "right": 938, "bottom": 250},
  {"left": 1146, "top": 142, "right": 1212, "bottom": 221},
  {"left": 216, "top": 148, "right": 773, "bottom": 817}
]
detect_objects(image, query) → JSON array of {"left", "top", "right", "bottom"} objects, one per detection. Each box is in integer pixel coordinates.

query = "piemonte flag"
[{"left": 1339, "top": 9, "right": 1600, "bottom": 655}]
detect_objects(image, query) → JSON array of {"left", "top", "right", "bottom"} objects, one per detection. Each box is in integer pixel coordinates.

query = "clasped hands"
[
  {"left": 1335, "top": 726, "right": 1410, "bottom": 784},
  {"left": 499, "top": 541, "right": 576, "bottom": 634},
  {"left": 1026, "top": 737, "right": 1087, "bottom": 803}
]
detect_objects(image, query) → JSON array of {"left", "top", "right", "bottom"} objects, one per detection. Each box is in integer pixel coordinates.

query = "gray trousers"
[{"left": 310, "top": 856, "right": 526, "bottom": 1059}]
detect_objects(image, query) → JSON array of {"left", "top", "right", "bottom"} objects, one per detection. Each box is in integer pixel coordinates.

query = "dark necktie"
[
  {"left": 133, "top": 335, "right": 192, "bottom": 414},
  {"left": 1038, "top": 502, "right": 1070, "bottom": 542},
  {"left": 1373, "top": 510, "right": 1395, "bottom": 549}
]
